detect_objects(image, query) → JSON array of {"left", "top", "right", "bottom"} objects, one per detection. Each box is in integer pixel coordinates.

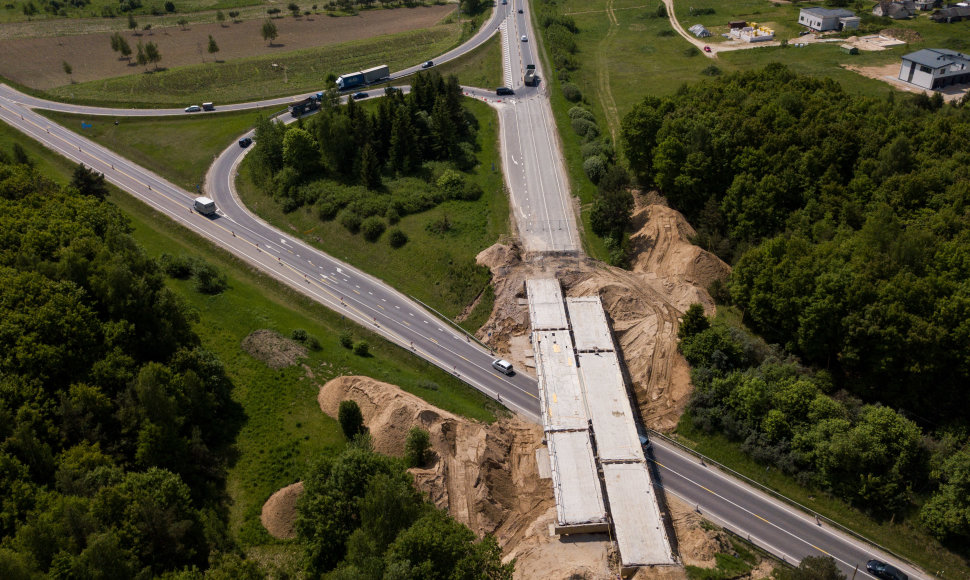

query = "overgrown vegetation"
[
  {"left": 296, "top": 436, "right": 512, "bottom": 578},
  {"left": 632, "top": 65, "right": 970, "bottom": 557},
  {"left": 0, "top": 151, "right": 244, "bottom": 576}
]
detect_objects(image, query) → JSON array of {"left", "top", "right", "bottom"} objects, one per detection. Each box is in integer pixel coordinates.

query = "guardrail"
[{"left": 646, "top": 428, "right": 926, "bottom": 577}]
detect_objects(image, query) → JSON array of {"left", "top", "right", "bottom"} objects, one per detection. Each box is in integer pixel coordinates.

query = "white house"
[
  {"left": 898, "top": 48, "right": 970, "bottom": 89},
  {"left": 798, "top": 7, "right": 859, "bottom": 31}
]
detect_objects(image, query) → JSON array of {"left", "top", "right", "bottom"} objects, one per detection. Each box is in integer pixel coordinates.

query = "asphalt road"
[{"left": 0, "top": 5, "right": 932, "bottom": 577}]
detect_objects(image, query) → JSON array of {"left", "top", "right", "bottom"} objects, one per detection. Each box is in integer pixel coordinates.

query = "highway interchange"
[{"left": 0, "top": 1, "right": 931, "bottom": 578}]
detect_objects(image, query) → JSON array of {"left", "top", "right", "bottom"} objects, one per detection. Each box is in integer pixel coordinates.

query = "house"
[
  {"left": 688, "top": 24, "right": 712, "bottom": 38},
  {"left": 915, "top": 0, "right": 941, "bottom": 9},
  {"left": 930, "top": 4, "right": 970, "bottom": 21},
  {"left": 873, "top": 1, "right": 914, "bottom": 18},
  {"left": 898, "top": 48, "right": 970, "bottom": 89},
  {"left": 798, "top": 7, "right": 860, "bottom": 31}
]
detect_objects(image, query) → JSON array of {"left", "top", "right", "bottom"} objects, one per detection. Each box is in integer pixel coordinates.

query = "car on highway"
[
  {"left": 866, "top": 561, "right": 908, "bottom": 580},
  {"left": 703, "top": 45, "right": 712, "bottom": 53},
  {"left": 422, "top": 60, "right": 434, "bottom": 69},
  {"left": 238, "top": 137, "right": 253, "bottom": 148},
  {"left": 492, "top": 359, "right": 514, "bottom": 375},
  {"left": 184, "top": 105, "right": 202, "bottom": 112},
  {"left": 521, "top": 35, "right": 528, "bottom": 42},
  {"left": 352, "top": 92, "right": 369, "bottom": 100},
  {"left": 496, "top": 87, "right": 514, "bottom": 96},
  {"left": 202, "top": 102, "right": 215, "bottom": 111},
  {"left": 518, "top": 7, "right": 523, "bottom": 12}
]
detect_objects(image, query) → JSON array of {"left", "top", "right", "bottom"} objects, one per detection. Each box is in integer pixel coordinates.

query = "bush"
[
  {"left": 655, "top": 2, "right": 666, "bottom": 17},
  {"left": 581, "top": 140, "right": 604, "bottom": 160},
  {"left": 192, "top": 262, "right": 228, "bottom": 294},
  {"left": 436, "top": 169, "right": 465, "bottom": 200},
  {"left": 339, "top": 331, "right": 354, "bottom": 349},
  {"left": 353, "top": 341, "right": 370, "bottom": 356},
  {"left": 701, "top": 65, "right": 722, "bottom": 77},
  {"left": 405, "top": 427, "right": 431, "bottom": 467},
  {"left": 388, "top": 228, "right": 408, "bottom": 248},
  {"left": 684, "top": 46, "right": 700, "bottom": 57},
  {"left": 385, "top": 206, "right": 400, "bottom": 224},
  {"left": 571, "top": 118, "right": 599, "bottom": 138},
  {"left": 315, "top": 197, "right": 340, "bottom": 221},
  {"left": 360, "top": 216, "right": 386, "bottom": 242},
  {"left": 657, "top": 29, "right": 674, "bottom": 37},
  {"left": 583, "top": 156, "right": 607, "bottom": 183},
  {"left": 305, "top": 336, "right": 321, "bottom": 350},
  {"left": 159, "top": 253, "right": 196, "bottom": 279},
  {"left": 460, "top": 182, "right": 483, "bottom": 201},
  {"left": 164, "top": 0, "right": 174, "bottom": 10},
  {"left": 339, "top": 210, "right": 362, "bottom": 234},
  {"left": 562, "top": 83, "right": 582, "bottom": 102},
  {"left": 568, "top": 106, "right": 595, "bottom": 122},
  {"left": 291, "top": 329, "right": 308, "bottom": 342},
  {"left": 338, "top": 400, "right": 364, "bottom": 438},
  {"left": 426, "top": 214, "right": 452, "bottom": 236}
]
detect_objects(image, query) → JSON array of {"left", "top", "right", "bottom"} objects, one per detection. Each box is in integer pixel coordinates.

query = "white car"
[
  {"left": 521, "top": 35, "right": 528, "bottom": 42},
  {"left": 184, "top": 105, "right": 201, "bottom": 112}
]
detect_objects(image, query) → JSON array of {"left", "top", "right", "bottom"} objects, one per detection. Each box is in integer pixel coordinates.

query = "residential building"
[
  {"left": 930, "top": 4, "right": 970, "bottom": 21},
  {"left": 873, "top": 1, "right": 914, "bottom": 18},
  {"left": 898, "top": 48, "right": 970, "bottom": 89},
  {"left": 798, "top": 7, "right": 859, "bottom": 31}
]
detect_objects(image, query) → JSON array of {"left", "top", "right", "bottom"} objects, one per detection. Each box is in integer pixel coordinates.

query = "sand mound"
[
  {"left": 477, "top": 203, "right": 729, "bottom": 431},
  {"left": 261, "top": 482, "right": 303, "bottom": 540},
  {"left": 242, "top": 329, "right": 307, "bottom": 369},
  {"left": 317, "top": 376, "right": 554, "bottom": 543}
]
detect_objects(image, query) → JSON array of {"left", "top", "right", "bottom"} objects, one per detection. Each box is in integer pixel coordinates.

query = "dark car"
[
  {"left": 238, "top": 137, "right": 253, "bottom": 148},
  {"left": 496, "top": 87, "right": 514, "bottom": 96},
  {"left": 352, "top": 92, "right": 368, "bottom": 100},
  {"left": 422, "top": 60, "right": 434, "bottom": 69},
  {"left": 517, "top": 7, "right": 523, "bottom": 12},
  {"left": 867, "top": 560, "right": 908, "bottom": 580}
]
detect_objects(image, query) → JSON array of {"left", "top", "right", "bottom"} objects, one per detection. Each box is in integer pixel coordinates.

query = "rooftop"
[
  {"left": 902, "top": 48, "right": 970, "bottom": 68},
  {"left": 801, "top": 7, "right": 856, "bottom": 17}
]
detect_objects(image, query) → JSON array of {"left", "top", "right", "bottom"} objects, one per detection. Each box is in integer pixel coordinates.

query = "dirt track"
[{"left": 0, "top": 5, "right": 454, "bottom": 89}]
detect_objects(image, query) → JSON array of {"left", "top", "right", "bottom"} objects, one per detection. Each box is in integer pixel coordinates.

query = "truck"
[
  {"left": 336, "top": 64, "right": 390, "bottom": 90},
  {"left": 524, "top": 64, "right": 538, "bottom": 87},
  {"left": 289, "top": 97, "right": 320, "bottom": 117},
  {"left": 194, "top": 197, "right": 216, "bottom": 216}
]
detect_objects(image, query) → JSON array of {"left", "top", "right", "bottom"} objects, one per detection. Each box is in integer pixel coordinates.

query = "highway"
[{"left": 0, "top": 3, "right": 931, "bottom": 578}]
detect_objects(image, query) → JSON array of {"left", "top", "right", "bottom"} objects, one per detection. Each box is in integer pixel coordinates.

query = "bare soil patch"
[
  {"left": 476, "top": 203, "right": 729, "bottom": 431},
  {"left": 241, "top": 329, "right": 307, "bottom": 369},
  {"left": 0, "top": 5, "right": 454, "bottom": 89},
  {"left": 261, "top": 481, "right": 303, "bottom": 540}
]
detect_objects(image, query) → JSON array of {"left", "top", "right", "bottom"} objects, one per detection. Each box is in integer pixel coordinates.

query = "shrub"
[
  {"left": 655, "top": 2, "right": 666, "bottom": 17},
  {"left": 568, "top": 106, "right": 595, "bottom": 122},
  {"left": 159, "top": 253, "right": 195, "bottom": 279},
  {"left": 339, "top": 210, "right": 362, "bottom": 234},
  {"left": 192, "top": 262, "right": 228, "bottom": 294},
  {"left": 561, "top": 83, "right": 582, "bottom": 102},
  {"left": 657, "top": 29, "right": 674, "bottom": 36},
  {"left": 315, "top": 198, "right": 340, "bottom": 221},
  {"left": 338, "top": 400, "right": 364, "bottom": 438},
  {"left": 581, "top": 140, "right": 604, "bottom": 160},
  {"left": 388, "top": 228, "right": 408, "bottom": 248},
  {"left": 339, "top": 330, "right": 354, "bottom": 349},
  {"left": 164, "top": 0, "right": 174, "bottom": 10},
  {"left": 405, "top": 427, "right": 431, "bottom": 467},
  {"left": 360, "top": 216, "right": 386, "bottom": 242},
  {"left": 436, "top": 169, "right": 465, "bottom": 199},
  {"left": 353, "top": 341, "right": 370, "bottom": 356},
  {"left": 701, "top": 65, "right": 722, "bottom": 77},
  {"left": 426, "top": 214, "right": 453, "bottom": 236},
  {"left": 583, "top": 156, "right": 607, "bottom": 183},
  {"left": 305, "top": 336, "right": 321, "bottom": 350},
  {"left": 571, "top": 117, "right": 599, "bottom": 138},
  {"left": 684, "top": 46, "right": 700, "bottom": 57},
  {"left": 291, "top": 329, "right": 308, "bottom": 342},
  {"left": 385, "top": 206, "right": 400, "bottom": 225},
  {"left": 460, "top": 182, "right": 483, "bottom": 201}
]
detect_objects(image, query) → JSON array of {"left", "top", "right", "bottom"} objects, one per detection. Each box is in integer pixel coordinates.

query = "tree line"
[
  {"left": 623, "top": 64, "right": 970, "bottom": 550},
  {"left": 0, "top": 152, "right": 256, "bottom": 577},
  {"left": 622, "top": 64, "right": 970, "bottom": 425}
]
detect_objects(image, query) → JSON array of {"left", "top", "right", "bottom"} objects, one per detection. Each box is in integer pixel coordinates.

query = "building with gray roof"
[{"left": 899, "top": 48, "right": 970, "bottom": 89}]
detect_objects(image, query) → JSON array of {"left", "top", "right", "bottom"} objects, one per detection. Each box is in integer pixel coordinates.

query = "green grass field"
[
  {"left": 431, "top": 30, "right": 504, "bottom": 90},
  {"left": 40, "top": 109, "right": 270, "bottom": 190},
  {"left": 236, "top": 98, "right": 509, "bottom": 321},
  {"left": 0, "top": 120, "right": 498, "bottom": 570},
  {"left": 43, "top": 24, "right": 461, "bottom": 107}
]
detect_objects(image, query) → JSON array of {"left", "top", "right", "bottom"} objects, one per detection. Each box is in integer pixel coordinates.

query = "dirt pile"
[
  {"left": 261, "top": 482, "right": 303, "bottom": 540},
  {"left": 477, "top": 203, "right": 729, "bottom": 431},
  {"left": 317, "top": 376, "right": 554, "bottom": 544},
  {"left": 241, "top": 329, "right": 307, "bottom": 369}
]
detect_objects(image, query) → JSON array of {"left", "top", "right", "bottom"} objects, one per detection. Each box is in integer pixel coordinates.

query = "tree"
[
  {"left": 70, "top": 164, "right": 108, "bottom": 200},
  {"left": 62, "top": 61, "right": 72, "bottom": 82},
  {"left": 338, "top": 401, "right": 364, "bottom": 439},
  {"left": 920, "top": 446, "right": 970, "bottom": 543},
  {"left": 360, "top": 216, "right": 386, "bottom": 242},
  {"left": 127, "top": 12, "right": 137, "bottom": 32},
  {"left": 119, "top": 36, "right": 132, "bottom": 60},
  {"left": 164, "top": 0, "right": 175, "bottom": 11},
  {"left": 282, "top": 127, "right": 319, "bottom": 175},
  {"left": 353, "top": 341, "right": 370, "bottom": 357},
  {"left": 261, "top": 19, "right": 278, "bottom": 45},
  {"left": 144, "top": 41, "right": 161, "bottom": 70},
  {"left": 404, "top": 427, "right": 430, "bottom": 468},
  {"left": 177, "top": 17, "right": 188, "bottom": 29},
  {"left": 136, "top": 42, "right": 148, "bottom": 69},
  {"left": 216, "top": 10, "right": 225, "bottom": 25},
  {"left": 207, "top": 35, "right": 219, "bottom": 58},
  {"left": 589, "top": 187, "right": 633, "bottom": 241},
  {"left": 359, "top": 143, "right": 381, "bottom": 189},
  {"left": 791, "top": 556, "right": 845, "bottom": 580},
  {"left": 678, "top": 304, "right": 710, "bottom": 341}
]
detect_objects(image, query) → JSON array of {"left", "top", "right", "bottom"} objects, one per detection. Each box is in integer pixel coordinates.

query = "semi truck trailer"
[
  {"left": 336, "top": 65, "right": 390, "bottom": 90},
  {"left": 289, "top": 97, "right": 320, "bottom": 117},
  {"left": 524, "top": 64, "right": 538, "bottom": 87}
]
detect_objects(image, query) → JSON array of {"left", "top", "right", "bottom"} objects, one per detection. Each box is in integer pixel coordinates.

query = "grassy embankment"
[
  {"left": 0, "top": 114, "right": 499, "bottom": 571},
  {"left": 41, "top": 24, "right": 461, "bottom": 107}
]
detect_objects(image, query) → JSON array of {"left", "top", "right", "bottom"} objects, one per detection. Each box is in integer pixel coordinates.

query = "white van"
[
  {"left": 491, "top": 359, "right": 514, "bottom": 375},
  {"left": 193, "top": 196, "right": 216, "bottom": 215}
]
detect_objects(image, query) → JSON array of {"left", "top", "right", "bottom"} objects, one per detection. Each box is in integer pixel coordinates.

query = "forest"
[
  {"left": 0, "top": 149, "right": 509, "bottom": 578},
  {"left": 622, "top": 65, "right": 970, "bottom": 548}
]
